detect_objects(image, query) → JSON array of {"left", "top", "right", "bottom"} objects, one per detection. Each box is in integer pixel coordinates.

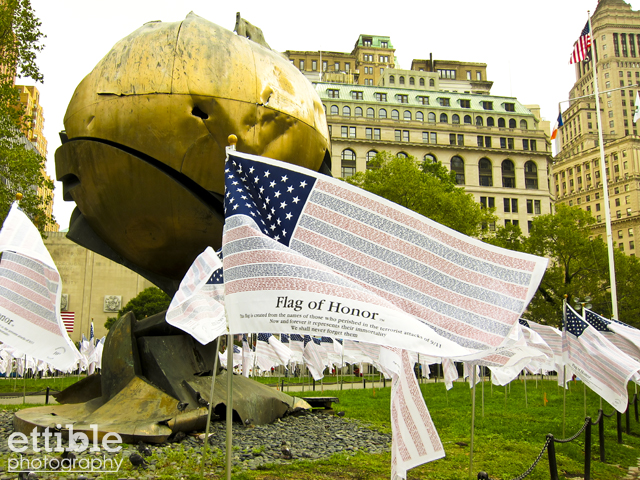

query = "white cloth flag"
[
  {"left": 442, "top": 358, "right": 458, "bottom": 390},
  {"left": 0, "top": 203, "right": 81, "bottom": 370},
  {"left": 585, "top": 309, "right": 640, "bottom": 362},
  {"left": 222, "top": 151, "right": 548, "bottom": 359},
  {"left": 303, "top": 336, "right": 325, "bottom": 380},
  {"left": 564, "top": 305, "right": 640, "bottom": 412},
  {"left": 166, "top": 247, "right": 226, "bottom": 345}
]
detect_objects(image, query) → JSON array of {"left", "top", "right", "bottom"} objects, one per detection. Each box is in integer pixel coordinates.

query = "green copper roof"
[{"left": 355, "top": 35, "right": 393, "bottom": 49}]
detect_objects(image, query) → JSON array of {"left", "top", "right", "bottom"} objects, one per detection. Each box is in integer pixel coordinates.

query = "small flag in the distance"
[
  {"left": 634, "top": 92, "right": 640, "bottom": 123},
  {"left": 569, "top": 21, "right": 591, "bottom": 64},
  {"left": 61, "top": 312, "right": 74, "bottom": 333},
  {"left": 551, "top": 112, "right": 564, "bottom": 140}
]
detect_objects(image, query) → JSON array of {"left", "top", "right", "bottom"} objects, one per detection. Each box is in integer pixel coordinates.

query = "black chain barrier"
[{"left": 481, "top": 395, "right": 639, "bottom": 480}]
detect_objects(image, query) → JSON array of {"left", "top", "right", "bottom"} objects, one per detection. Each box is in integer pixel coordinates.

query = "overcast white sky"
[{"left": 23, "top": 0, "right": 640, "bottom": 230}]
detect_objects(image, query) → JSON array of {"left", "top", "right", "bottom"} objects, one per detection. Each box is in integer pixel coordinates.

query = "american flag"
[
  {"left": 569, "top": 21, "right": 591, "bottom": 64},
  {"left": 520, "top": 319, "right": 562, "bottom": 364},
  {"left": 61, "top": 312, "right": 75, "bottom": 333},
  {"left": 166, "top": 247, "right": 227, "bottom": 345},
  {"left": 222, "top": 151, "right": 547, "bottom": 358},
  {"left": 563, "top": 305, "right": 640, "bottom": 412},
  {"left": 268, "top": 333, "right": 292, "bottom": 365},
  {"left": 584, "top": 309, "right": 640, "bottom": 363},
  {"left": 255, "top": 333, "right": 280, "bottom": 371},
  {"left": 0, "top": 202, "right": 81, "bottom": 370}
]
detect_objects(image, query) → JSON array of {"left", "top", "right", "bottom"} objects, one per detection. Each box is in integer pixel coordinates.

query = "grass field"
[{"left": 1, "top": 375, "right": 639, "bottom": 479}]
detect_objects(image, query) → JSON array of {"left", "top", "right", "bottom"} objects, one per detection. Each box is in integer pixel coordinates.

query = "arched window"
[
  {"left": 440, "top": 113, "right": 448, "bottom": 123},
  {"left": 420, "top": 78, "right": 425, "bottom": 86},
  {"left": 343, "top": 106, "right": 351, "bottom": 117},
  {"left": 392, "top": 109, "right": 400, "bottom": 120},
  {"left": 341, "top": 149, "right": 356, "bottom": 178},
  {"left": 428, "top": 112, "right": 436, "bottom": 123},
  {"left": 502, "top": 159, "right": 516, "bottom": 188},
  {"left": 475, "top": 116, "right": 484, "bottom": 126},
  {"left": 478, "top": 158, "right": 493, "bottom": 187},
  {"left": 379, "top": 108, "right": 388, "bottom": 119},
  {"left": 487, "top": 117, "right": 495, "bottom": 127},
  {"left": 366, "top": 150, "right": 378, "bottom": 164},
  {"left": 509, "top": 119, "right": 516, "bottom": 128},
  {"left": 451, "top": 156, "right": 465, "bottom": 185},
  {"left": 452, "top": 114, "right": 460, "bottom": 124},
  {"left": 520, "top": 119, "right": 528, "bottom": 129},
  {"left": 416, "top": 111, "right": 424, "bottom": 122},
  {"left": 399, "top": 76, "right": 405, "bottom": 85},
  {"left": 525, "top": 161, "right": 538, "bottom": 189},
  {"left": 355, "top": 107, "right": 363, "bottom": 117},
  {"left": 498, "top": 117, "right": 506, "bottom": 128},
  {"left": 397, "top": 151, "right": 408, "bottom": 158},
  {"left": 330, "top": 105, "right": 339, "bottom": 115},
  {"left": 429, "top": 78, "right": 435, "bottom": 87},
  {"left": 424, "top": 153, "right": 437, "bottom": 164},
  {"left": 404, "top": 110, "right": 412, "bottom": 121},
  {"left": 389, "top": 75, "right": 395, "bottom": 84},
  {"left": 464, "top": 115, "right": 472, "bottom": 125},
  {"left": 409, "top": 77, "right": 415, "bottom": 86}
]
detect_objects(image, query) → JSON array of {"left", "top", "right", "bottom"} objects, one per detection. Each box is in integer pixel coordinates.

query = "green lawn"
[
  {"left": 0, "top": 374, "right": 82, "bottom": 394},
  {"left": 2, "top": 376, "right": 638, "bottom": 479}
]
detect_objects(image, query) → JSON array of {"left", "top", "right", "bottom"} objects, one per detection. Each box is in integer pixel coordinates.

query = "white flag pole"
[
  {"left": 469, "top": 365, "right": 477, "bottom": 480},
  {"left": 203, "top": 336, "right": 221, "bottom": 457}
]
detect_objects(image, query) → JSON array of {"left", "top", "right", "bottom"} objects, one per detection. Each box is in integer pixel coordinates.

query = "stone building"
[
  {"left": 286, "top": 39, "right": 554, "bottom": 233},
  {"left": 45, "top": 232, "right": 154, "bottom": 343},
  {"left": 552, "top": 0, "right": 640, "bottom": 255}
]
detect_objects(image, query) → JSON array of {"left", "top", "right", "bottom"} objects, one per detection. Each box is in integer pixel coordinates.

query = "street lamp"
[{"left": 573, "top": 296, "right": 592, "bottom": 314}]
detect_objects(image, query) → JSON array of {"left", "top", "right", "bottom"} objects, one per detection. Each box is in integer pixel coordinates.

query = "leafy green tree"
[
  {"left": 104, "top": 287, "right": 171, "bottom": 330},
  {"left": 0, "top": 0, "right": 53, "bottom": 233},
  {"left": 345, "top": 152, "right": 496, "bottom": 237}
]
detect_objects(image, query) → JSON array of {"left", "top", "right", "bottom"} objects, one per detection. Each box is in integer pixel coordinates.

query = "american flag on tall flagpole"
[
  {"left": 222, "top": 151, "right": 547, "bottom": 359},
  {"left": 569, "top": 21, "right": 592, "bottom": 64},
  {"left": 563, "top": 305, "right": 640, "bottom": 412}
]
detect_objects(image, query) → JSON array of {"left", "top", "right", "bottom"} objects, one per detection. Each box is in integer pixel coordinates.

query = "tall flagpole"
[{"left": 588, "top": 10, "right": 619, "bottom": 320}]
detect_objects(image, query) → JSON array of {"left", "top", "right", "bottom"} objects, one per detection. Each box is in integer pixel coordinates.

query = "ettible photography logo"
[{"left": 7, "top": 424, "right": 124, "bottom": 473}]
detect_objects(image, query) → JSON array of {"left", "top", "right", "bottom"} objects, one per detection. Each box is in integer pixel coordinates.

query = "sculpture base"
[{"left": 13, "top": 311, "right": 309, "bottom": 442}]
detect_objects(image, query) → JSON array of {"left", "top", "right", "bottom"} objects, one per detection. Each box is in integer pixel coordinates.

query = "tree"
[
  {"left": 0, "top": 0, "right": 53, "bottom": 233},
  {"left": 492, "top": 204, "right": 640, "bottom": 328},
  {"left": 345, "top": 152, "right": 496, "bottom": 237},
  {"left": 104, "top": 287, "right": 171, "bottom": 330}
]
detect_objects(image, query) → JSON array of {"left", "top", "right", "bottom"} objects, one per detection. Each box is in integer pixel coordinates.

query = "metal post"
[
  {"left": 635, "top": 394, "right": 639, "bottom": 423},
  {"left": 547, "top": 435, "right": 559, "bottom": 480},
  {"left": 598, "top": 410, "right": 605, "bottom": 462},
  {"left": 524, "top": 370, "right": 528, "bottom": 408},
  {"left": 616, "top": 411, "right": 622, "bottom": 444},
  {"left": 626, "top": 404, "right": 630, "bottom": 434},
  {"left": 225, "top": 333, "right": 234, "bottom": 480},
  {"left": 45, "top": 386, "right": 50, "bottom": 405},
  {"left": 203, "top": 336, "right": 221, "bottom": 457},
  {"left": 563, "top": 365, "right": 567, "bottom": 438},
  {"left": 584, "top": 418, "right": 592, "bottom": 480},
  {"left": 469, "top": 367, "right": 477, "bottom": 480}
]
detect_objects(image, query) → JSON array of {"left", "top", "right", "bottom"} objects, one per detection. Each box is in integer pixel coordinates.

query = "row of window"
[
  {"left": 327, "top": 105, "right": 530, "bottom": 128},
  {"left": 338, "top": 149, "right": 539, "bottom": 189},
  {"left": 336, "top": 125, "right": 537, "bottom": 151},
  {"left": 480, "top": 196, "right": 542, "bottom": 214},
  {"left": 388, "top": 76, "right": 435, "bottom": 87}
]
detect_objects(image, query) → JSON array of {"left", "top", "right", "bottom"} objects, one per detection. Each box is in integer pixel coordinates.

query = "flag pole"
[
  {"left": 469, "top": 365, "right": 477, "bottom": 480},
  {"left": 224, "top": 135, "right": 238, "bottom": 480},
  {"left": 203, "top": 336, "right": 221, "bottom": 457},
  {"left": 587, "top": 10, "right": 619, "bottom": 320},
  {"left": 562, "top": 296, "right": 568, "bottom": 438}
]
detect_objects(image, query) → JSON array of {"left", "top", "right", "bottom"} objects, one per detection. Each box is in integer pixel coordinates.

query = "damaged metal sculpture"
[{"left": 16, "top": 13, "right": 329, "bottom": 442}]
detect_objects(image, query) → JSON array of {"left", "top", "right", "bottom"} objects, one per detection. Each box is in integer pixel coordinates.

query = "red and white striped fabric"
[
  {"left": 61, "top": 312, "right": 74, "bottom": 333},
  {"left": 564, "top": 305, "right": 640, "bottom": 412},
  {"left": 0, "top": 203, "right": 81, "bottom": 370},
  {"left": 166, "top": 247, "right": 226, "bottom": 345}
]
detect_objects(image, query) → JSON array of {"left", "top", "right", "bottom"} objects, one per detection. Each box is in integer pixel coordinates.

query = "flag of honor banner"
[
  {"left": 0, "top": 203, "right": 81, "bottom": 370},
  {"left": 222, "top": 151, "right": 548, "bottom": 359}
]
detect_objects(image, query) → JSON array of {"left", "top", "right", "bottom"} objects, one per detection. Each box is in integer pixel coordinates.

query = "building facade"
[
  {"left": 553, "top": 0, "right": 640, "bottom": 255},
  {"left": 45, "top": 232, "right": 155, "bottom": 342},
  {"left": 286, "top": 38, "right": 554, "bottom": 233},
  {"left": 14, "top": 84, "right": 58, "bottom": 231}
]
